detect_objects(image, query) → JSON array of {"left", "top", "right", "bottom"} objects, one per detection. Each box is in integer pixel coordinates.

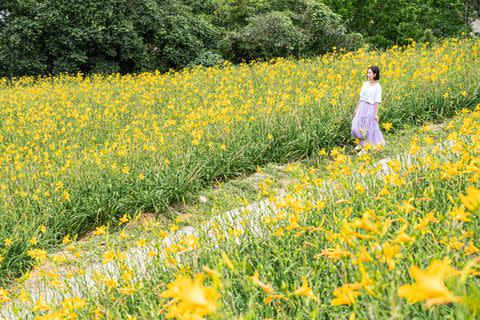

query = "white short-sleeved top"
[{"left": 359, "top": 81, "right": 382, "bottom": 104}]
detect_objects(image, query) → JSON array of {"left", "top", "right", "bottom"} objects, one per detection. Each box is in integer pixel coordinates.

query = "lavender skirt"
[{"left": 351, "top": 100, "right": 385, "bottom": 146}]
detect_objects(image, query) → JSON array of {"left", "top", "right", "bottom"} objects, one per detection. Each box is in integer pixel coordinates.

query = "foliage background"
[{"left": 0, "top": 0, "right": 478, "bottom": 77}]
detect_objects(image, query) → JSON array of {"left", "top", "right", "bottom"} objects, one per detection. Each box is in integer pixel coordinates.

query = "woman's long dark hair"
[{"left": 368, "top": 66, "right": 380, "bottom": 80}]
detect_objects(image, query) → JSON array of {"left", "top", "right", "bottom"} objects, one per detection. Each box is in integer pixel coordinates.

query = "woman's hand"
[{"left": 374, "top": 115, "right": 379, "bottom": 122}]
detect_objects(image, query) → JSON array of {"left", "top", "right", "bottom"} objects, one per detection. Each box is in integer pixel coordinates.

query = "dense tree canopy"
[
  {"left": 0, "top": 0, "right": 477, "bottom": 77},
  {"left": 323, "top": 0, "right": 475, "bottom": 47},
  {"left": 0, "top": 0, "right": 221, "bottom": 76}
]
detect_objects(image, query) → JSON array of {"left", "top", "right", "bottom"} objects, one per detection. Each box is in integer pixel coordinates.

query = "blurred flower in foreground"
[
  {"left": 398, "top": 259, "right": 461, "bottom": 307},
  {"left": 160, "top": 273, "right": 220, "bottom": 319}
]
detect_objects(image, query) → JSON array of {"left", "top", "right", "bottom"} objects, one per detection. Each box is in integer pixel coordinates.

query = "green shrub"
[{"left": 221, "top": 11, "right": 305, "bottom": 62}]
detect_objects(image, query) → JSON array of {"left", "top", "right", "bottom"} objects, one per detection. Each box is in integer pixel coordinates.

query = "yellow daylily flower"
[
  {"left": 251, "top": 271, "right": 274, "bottom": 294},
  {"left": 160, "top": 273, "right": 220, "bottom": 319},
  {"left": 398, "top": 259, "right": 461, "bottom": 307},
  {"left": 294, "top": 276, "right": 319, "bottom": 302},
  {"left": 331, "top": 283, "right": 362, "bottom": 306},
  {"left": 459, "top": 186, "right": 480, "bottom": 212}
]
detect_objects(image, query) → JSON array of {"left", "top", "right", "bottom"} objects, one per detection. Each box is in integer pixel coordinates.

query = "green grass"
[
  {"left": 1, "top": 37, "right": 479, "bottom": 287},
  {"left": 5, "top": 107, "right": 478, "bottom": 319},
  {"left": 11, "top": 116, "right": 454, "bottom": 277}
]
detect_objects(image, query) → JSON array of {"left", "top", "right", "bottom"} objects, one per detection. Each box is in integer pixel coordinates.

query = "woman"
[{"left": 351, "top": 66, "right": 385, "bottom": 155}]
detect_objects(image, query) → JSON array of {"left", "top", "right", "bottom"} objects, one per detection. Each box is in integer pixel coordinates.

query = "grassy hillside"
[
  {"left": 3, "top": 104, "right": 479, "bottom": 319},
  {"left": 0, "top": 37, "right": 479, "bottom": 283}
]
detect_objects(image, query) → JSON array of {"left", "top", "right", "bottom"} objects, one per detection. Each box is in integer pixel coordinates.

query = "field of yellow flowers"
[
  {"left": 0, "top": 35, "right": 479, "bottom": 293},
  {"left": 2, "top": 103, "right": 479, "bottom": 319}
]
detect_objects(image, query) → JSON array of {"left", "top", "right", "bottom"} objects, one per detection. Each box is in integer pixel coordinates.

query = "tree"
[
  {"left": 221, "top": 11, "right": 305, "bottom": 62},
  {"left": 220, "top": 0, "right": 362, "bottom": 62},
  {"left": 0, "top": 0, "right": 221, "bottom": 77},
  {"left": 323, "top": 0, "right": 471, "bottom": 48}
]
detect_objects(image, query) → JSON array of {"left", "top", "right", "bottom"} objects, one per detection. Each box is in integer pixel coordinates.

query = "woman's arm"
[
  {"left": 374, "top": 103, "right": 379, "bottom": 122},
  {"left": 353, "top": 98, "right": 361, "bottom": 116},
  {"left": 374, "top": 85, "right": 381, "bottom": 121}
]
